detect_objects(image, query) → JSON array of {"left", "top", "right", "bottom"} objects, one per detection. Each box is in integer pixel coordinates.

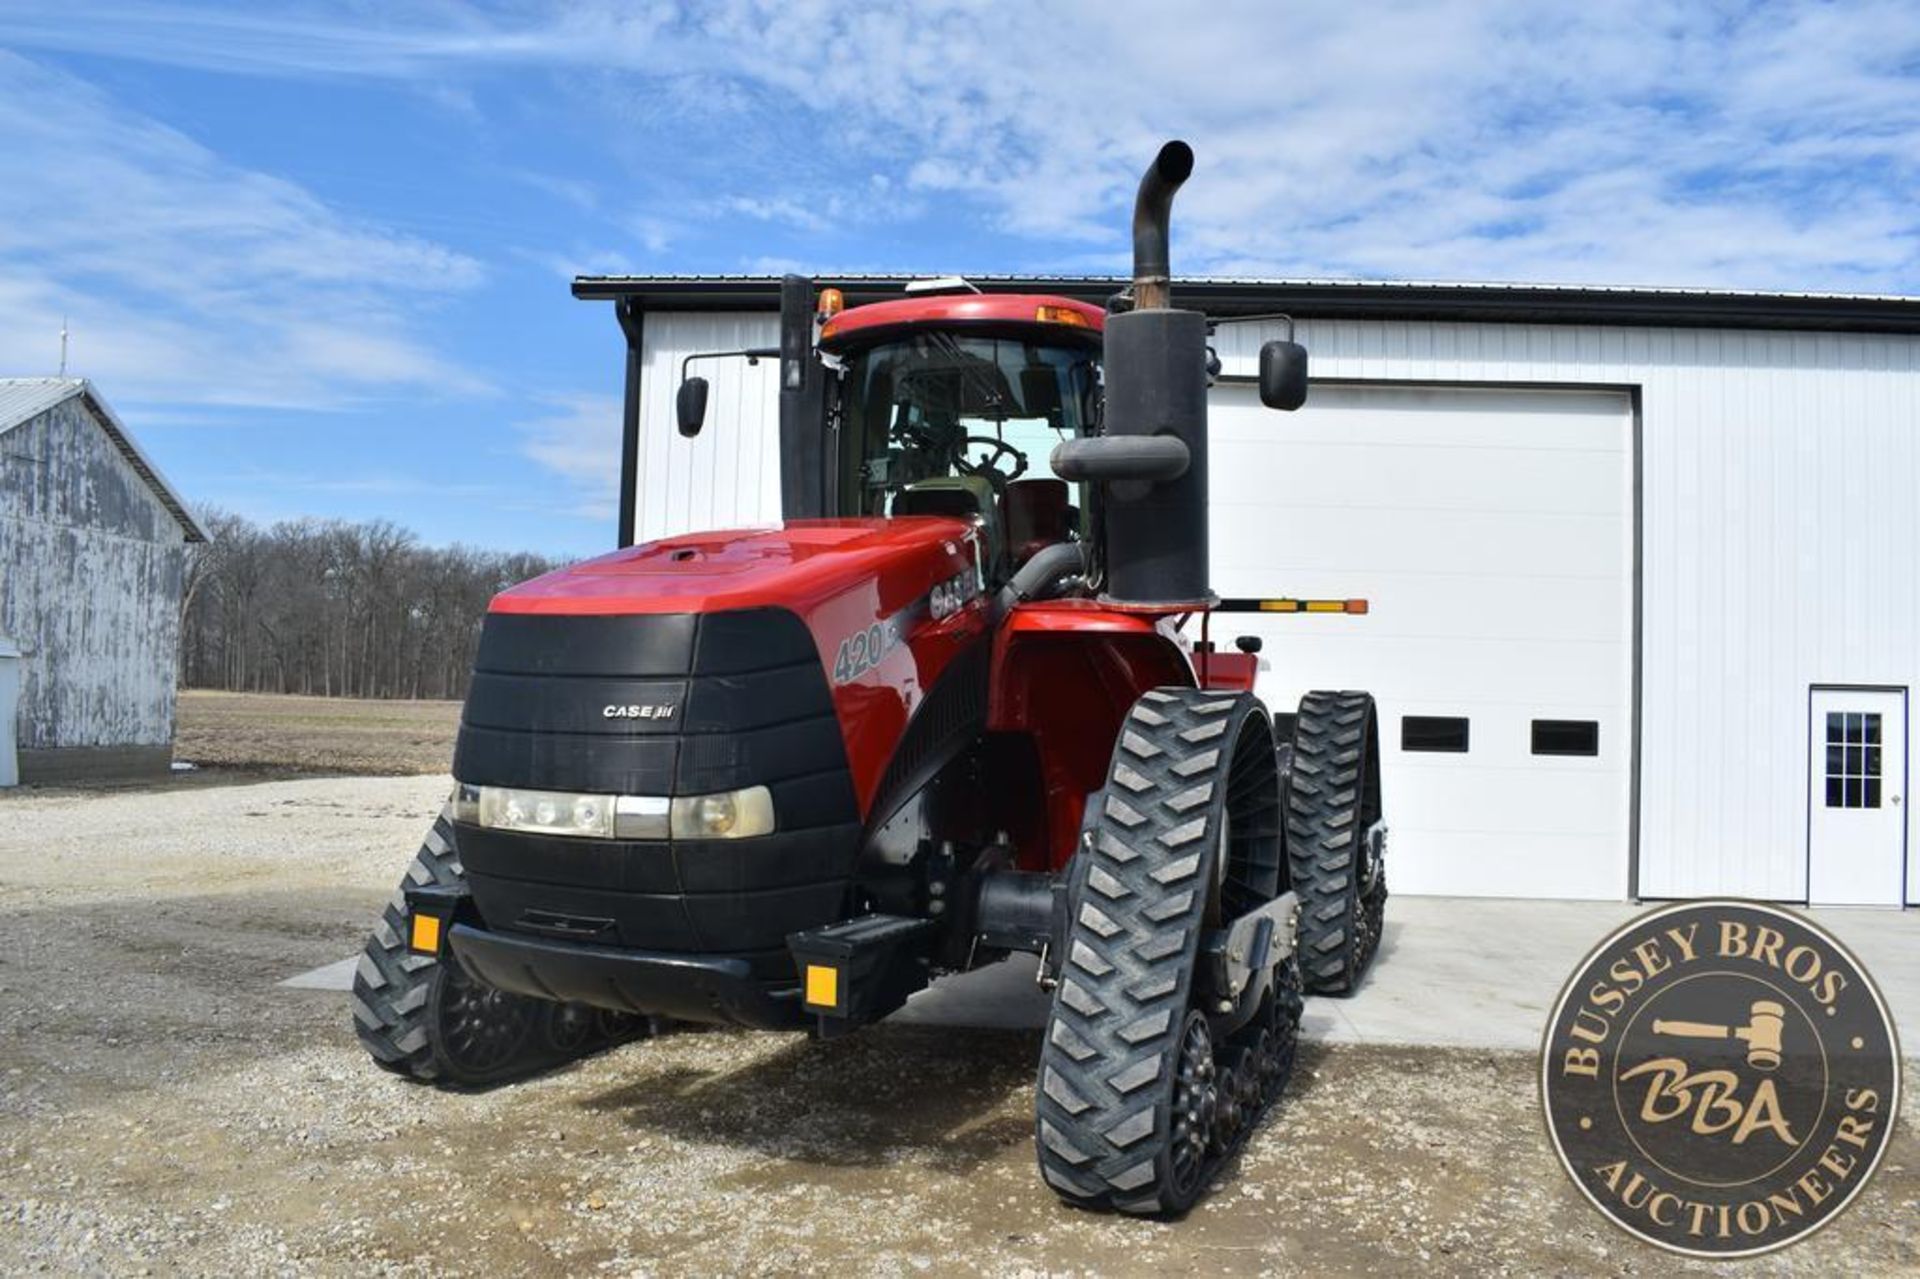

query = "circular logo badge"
[{"left": 1541, "top": 900, "right": 1900, "bottom": 1258}]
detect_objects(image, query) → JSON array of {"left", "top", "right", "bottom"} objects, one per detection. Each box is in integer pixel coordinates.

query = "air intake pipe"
[{"left": 1052, "top": 140, "right": 1213, "bottom": 606}]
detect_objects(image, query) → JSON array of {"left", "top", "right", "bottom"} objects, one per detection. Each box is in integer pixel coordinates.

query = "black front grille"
[
  {"left": 452, "top": 608, "right": 853, "bottom": 801},
  {"left": 451, "top": 607, "right": 861, "bottom": 956}
]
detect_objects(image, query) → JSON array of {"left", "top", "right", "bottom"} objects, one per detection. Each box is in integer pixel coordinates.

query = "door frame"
[
  {"left": 1213, "top": 375, "right": 1645, "bottom": 899},
  {"left": 1804, "top": 683, "right": 1910, "bottom": 906}
]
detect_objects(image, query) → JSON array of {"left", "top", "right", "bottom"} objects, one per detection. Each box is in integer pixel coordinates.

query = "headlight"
[
  {"left": 671, "top": 786, "right": 776, "bottom": 839},
  {"left": 451, "top": 783, "right": 774, "bottom": 841},
  {"left": 477, "top": 785, "right": 615, "bottom": 838}
]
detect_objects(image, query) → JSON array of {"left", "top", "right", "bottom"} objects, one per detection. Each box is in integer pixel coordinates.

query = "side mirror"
[
  {"left": 1258, "top": 339, "right": 1309, "bottom": 411},
  {"left": 676, "top": 377, "right": 709, "bottom": 438}
]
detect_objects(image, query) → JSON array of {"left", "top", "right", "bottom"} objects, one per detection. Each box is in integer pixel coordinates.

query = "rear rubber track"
[{"left": 1286, "top": 690, "right": 1387, "bottom": 995}]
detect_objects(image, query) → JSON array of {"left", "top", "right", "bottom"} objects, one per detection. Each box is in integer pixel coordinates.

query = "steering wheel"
[{"left": 955, "top": 435, "right": 1028, "bottom": 490}]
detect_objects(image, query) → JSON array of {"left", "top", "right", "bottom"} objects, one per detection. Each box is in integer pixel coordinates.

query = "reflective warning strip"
[{"left": 1214, "top": 597, "right": 1369, "bottom": 615}]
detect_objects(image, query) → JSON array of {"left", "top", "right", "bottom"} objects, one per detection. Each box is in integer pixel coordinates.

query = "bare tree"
[{"left": 180, "top": 507, "right": 568, "bottom": 700}]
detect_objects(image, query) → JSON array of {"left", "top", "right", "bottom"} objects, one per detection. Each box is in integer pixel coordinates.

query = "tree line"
[{"left": 180, "top": 510, "right": 565, "bottom": 701}]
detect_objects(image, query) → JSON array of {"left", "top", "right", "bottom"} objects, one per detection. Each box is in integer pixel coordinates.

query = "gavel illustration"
[{"left": 1651, "top": 1000, "right": 1786, "bottom": 1071}]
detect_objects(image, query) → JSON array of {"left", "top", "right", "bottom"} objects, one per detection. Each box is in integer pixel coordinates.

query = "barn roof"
[
  {"left": 0, "top": 378, "right": 206, "bottom": 543},
  {"left": 573, "top": 273, "right": 1920, "bottom": 335}
]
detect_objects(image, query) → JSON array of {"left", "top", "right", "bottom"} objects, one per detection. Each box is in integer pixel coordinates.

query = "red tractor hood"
[{"left": 490, "top": 518, "right": 976, "bottom": 616}]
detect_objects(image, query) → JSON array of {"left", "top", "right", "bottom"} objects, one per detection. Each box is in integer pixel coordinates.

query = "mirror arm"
[
  {"left": 1203, "top": 312, "right": 1296, "bottom": 340},
  {"left": 680, "top": 346, "right": 781, "bottom": 381}
]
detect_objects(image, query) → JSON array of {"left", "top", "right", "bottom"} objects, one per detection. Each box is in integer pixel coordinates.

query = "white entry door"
[{"left": 1807, "top": 687, "right": 1907, "bottom": 906}]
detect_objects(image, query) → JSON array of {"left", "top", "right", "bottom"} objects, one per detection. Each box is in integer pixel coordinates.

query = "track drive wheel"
[
  {"left": 1286, "top": 691, "right": 1387, "bottom": 996},
  {"left": 1035, "top": 688, "right": 1291, "bottom": 1215},
  {"left": 349, "top": 806, "right": 648, "bottom": 1086}
]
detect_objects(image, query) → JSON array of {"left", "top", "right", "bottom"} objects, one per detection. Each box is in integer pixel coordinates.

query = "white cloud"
[
  {"left": 5, "top": 2, "right": 1919, "bottom": 292},
  {"left": 516, "top": 392, "right": 622, "bottom": 522},
  {"left": 0, "top": 51, "right": 486, "bottom": 407}
]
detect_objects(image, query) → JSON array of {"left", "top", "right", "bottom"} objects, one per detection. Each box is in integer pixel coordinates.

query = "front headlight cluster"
[{"left": 452, "top": 783, "right": 775, "bottom": 840}]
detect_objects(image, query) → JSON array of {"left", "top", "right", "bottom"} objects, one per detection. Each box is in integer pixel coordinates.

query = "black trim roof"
[{"left": 573, "top": 274, "right": 1920, "bottom": 335}]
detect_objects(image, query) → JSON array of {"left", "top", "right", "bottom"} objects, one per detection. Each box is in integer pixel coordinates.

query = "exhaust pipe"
[{"left": 1130, "top": 140, "right": 1193, "bottom": 311}]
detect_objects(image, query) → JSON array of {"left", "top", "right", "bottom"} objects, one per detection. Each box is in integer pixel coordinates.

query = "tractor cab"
[{"left": 817, "top": 291, "right": 1105, "bottom": 580}]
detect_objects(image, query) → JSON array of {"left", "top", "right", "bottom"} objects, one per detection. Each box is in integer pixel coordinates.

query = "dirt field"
[
  {"left": 0, "top": 775, "right": 1913, "bottom": 1276},
  {"left": 175, "top": 690, "right": 460, "bottom": 776}
]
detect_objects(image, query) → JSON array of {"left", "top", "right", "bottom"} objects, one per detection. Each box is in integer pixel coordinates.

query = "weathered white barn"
[
  {"left": 574, "top": 276, "right": 1920, "bottom": 908},
  {"left": 0, "top": 378, "right": 204, "bottom": 784}
]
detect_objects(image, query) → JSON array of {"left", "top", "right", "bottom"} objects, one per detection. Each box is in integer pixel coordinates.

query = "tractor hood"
[{"left": 489, "top": 517, "right": 977, "bottom": 617}]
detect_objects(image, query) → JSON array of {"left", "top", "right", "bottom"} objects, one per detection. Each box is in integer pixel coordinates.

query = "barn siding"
[
  {"left": 0, "top": 396, "right": 188, "bottom": 754},
  {"left": 639, "top": 311, "right": 1920, "bottom": 902}
]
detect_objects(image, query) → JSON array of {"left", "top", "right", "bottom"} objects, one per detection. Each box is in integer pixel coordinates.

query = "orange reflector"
[
  {"left": 817, "top": 287, "right": 845, "bottom": 318},
  {"left": 1034, "top": 304, "right": 1091, "bottom": 328},
  {"left": 1254, "top": 598, "right": 1368, "bottom": 614},
  {"left": 804, "top": 963, "right": 839, "bottom": 1010},
  {"left": 409, "top": 912, "right": 442, "bottom": 956}
]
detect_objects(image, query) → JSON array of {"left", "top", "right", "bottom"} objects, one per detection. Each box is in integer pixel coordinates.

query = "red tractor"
[{"left": 352, "top": 142, "right": 1386, "bottom": 1214}]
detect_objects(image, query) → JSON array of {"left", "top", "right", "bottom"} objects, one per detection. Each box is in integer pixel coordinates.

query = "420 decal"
[
  {"left": 831, "top": 613, "right": 909, "bottom": 684},
  {"left": 830, "top": 572, "right": 981, "bottom": 685}
]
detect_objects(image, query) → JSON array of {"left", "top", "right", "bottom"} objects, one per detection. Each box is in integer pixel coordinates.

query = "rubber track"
[
  {"left": 350, "top": 806, "right": 463, "bottom": 1082},
  {"left": 1285, "top": 690, "right": 1384, "bottom": 995},
  {"left": 1033, "top": 688, "right": 1259, "bottom": 1214}
]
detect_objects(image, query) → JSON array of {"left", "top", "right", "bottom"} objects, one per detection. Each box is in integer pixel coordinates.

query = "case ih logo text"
[
  {"left": 603, "top": 703, "right": 676, "bottom": 720},
  {"left": 1541, "top": 901, "right": 1899, "bottom": 1259},
  {"left": 929, "top": 571, "right": 977, "bottom": 622}
]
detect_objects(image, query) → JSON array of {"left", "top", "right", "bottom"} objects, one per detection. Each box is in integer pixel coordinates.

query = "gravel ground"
[{"left": 0, "top": 775, "right": 1913, "bottom": 1276}]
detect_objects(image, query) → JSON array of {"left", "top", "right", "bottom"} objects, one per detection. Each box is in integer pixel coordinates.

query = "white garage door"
[{"left": 1210, "top": 383, "right": 1635, "bottom": 900}]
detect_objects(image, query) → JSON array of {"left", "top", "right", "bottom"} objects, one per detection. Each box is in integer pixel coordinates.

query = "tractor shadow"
[
  {"left": 576, "top": 1022, "right": 1044, "bottom": 1172},
  {"left": 574, "top": 1020, "right": 1343, "bottom": 1178}
]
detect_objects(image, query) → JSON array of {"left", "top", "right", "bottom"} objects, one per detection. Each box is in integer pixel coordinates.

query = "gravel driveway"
[{"left": 0, "top": 776, "right": 1913, "bottom": 1275}]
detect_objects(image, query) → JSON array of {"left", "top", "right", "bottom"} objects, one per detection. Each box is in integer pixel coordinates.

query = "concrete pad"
[
  {"left": 1304, "top": 897, "right": 1919, "bottom": 1058},
  {"left": 896, "top": 896, "right": 1920, "bottom": 1057},
  {"left": 287, "top": 897, "right": 1920, "bottom": 1056},
  {"left": 280, "top": 956, "right": 357, "bottom": 991}
]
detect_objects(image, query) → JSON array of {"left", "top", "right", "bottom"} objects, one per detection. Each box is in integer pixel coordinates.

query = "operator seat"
[
  {"left": 1000, "top": 478, "right": 1072, "bottom": 570},
  {"left": 893, "top": 476, "right": 1004, "bottom": 578}
]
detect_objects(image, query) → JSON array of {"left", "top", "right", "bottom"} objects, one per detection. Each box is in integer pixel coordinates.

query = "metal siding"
[
  {"left": 0, "top": 398, "right": 188, "bottom": 751},
  {"left": 637, "top": 312, "right": 782, "bottom": 542},
  {"left": 640, "top": 310, "right": 1920, "bottom": 901}
]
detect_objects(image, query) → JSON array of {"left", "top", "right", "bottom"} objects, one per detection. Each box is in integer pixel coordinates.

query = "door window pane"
[{"left": 1823, "top": 710, "right": 1883, "bottom": 808}]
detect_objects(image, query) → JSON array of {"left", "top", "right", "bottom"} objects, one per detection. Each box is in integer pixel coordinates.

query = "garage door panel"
[
  {"left": 1215, "top": 503, "right": 1625, "bottom": 580},
  {"left": 1249, "top": 635, "right": 1626, "bottom": 707},
  {"left": 1212, "top": 385, "right": 1628, "bottom": 452},
  {"left": 1390, "top": 831, "right": 1627, "bottom": 899},
  {"left": 1214, "top": 442, "right": 1625, "bottom": 517},
  {"left": 1210, "top": 381, "right": 1634, "bottom": 901},
  {"left": 1213, "top": 572, "right": 1626, "bottom": 643}
]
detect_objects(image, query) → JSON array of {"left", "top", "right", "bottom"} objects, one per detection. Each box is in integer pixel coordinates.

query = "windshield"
[{"left": 838, "top": 331, "right": 1100, "bottom": 517}]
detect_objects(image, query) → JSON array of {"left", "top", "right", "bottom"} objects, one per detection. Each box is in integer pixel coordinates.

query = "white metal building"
[{"left": 575, "top": 276, "right": 1920, "bottom": 908}]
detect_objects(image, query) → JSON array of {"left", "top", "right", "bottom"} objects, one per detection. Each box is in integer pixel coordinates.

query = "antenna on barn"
[{"left": 58, "top": 316, "right": 69, "bottom": 377}]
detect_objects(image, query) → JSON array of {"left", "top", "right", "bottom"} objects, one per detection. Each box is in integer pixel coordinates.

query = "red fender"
[{"left": 989, "top": 600, "right": 1195, "bottom": 871}]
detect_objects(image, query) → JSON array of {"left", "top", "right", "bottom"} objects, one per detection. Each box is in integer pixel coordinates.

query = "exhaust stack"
[
  {"left": 1096, "top": 140, "right": 1212, "bottom": 605},
  {"left": 1130, "top": 141, "right": 1194, "bottom": 312}
]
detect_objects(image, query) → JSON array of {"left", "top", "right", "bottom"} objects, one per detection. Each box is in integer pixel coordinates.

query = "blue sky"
[{"left": 1, "top": 2, "right": 1917, "bottom": 556}]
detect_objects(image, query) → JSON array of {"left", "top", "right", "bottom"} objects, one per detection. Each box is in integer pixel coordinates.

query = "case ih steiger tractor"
[{"left": 352, "top": 141, "right": 1387, "bottom": 1214}]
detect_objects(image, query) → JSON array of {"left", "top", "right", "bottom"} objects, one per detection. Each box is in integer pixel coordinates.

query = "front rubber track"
[
  {"left": 1034, "top": 687, "right": 1277, "bottom": 1215},
  {"left": 349, "top": 806, "right": 647, "bottom": 1087}
]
